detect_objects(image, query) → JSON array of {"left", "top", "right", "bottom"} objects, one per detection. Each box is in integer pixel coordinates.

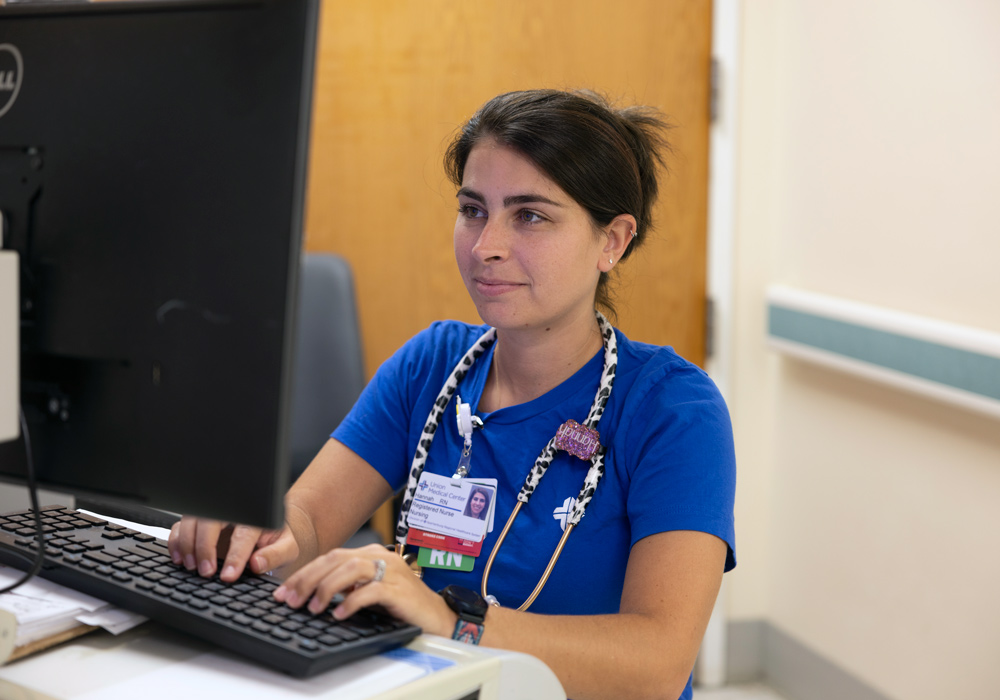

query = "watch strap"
[{"left": 452, "top": 618, "right": 484, "bottom": 645}]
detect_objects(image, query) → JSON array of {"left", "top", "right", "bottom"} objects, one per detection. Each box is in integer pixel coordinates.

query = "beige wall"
[{"left": 729, "top": 1, "right": 1000, "bottom": 698}]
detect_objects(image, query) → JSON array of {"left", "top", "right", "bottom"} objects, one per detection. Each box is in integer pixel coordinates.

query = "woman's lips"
[{"left": 475, "top": 278, "right": 523, "bottom": 296}]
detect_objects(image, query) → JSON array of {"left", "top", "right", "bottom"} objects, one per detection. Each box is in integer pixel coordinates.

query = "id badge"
[{"left": 407, "top": 472, "right": 494, "bottom": 542}]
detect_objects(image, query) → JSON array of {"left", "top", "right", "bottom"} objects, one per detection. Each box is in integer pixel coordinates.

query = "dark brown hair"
[{"left": 444, "top": 89, "right": 672, "bottom": 318}]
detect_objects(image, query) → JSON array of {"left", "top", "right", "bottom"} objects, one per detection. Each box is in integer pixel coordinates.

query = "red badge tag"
[{"left": 407, "top": 527, "right": 484, "bottom": 557}]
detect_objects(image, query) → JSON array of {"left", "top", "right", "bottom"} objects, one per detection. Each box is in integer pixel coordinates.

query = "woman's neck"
[{"left": 480, "top": 312, "right": 604, "bottom": 412}]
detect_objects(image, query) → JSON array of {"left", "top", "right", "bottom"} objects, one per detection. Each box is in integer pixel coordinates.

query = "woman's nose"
[{"left": 472, "top": 219, "right": 510, "bottom": 261}]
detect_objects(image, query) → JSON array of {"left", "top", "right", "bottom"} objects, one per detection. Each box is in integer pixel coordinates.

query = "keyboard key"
[
  {"left": 137, "top": 542, "right": 171, "bottom": 557},
  {"left": 341, "top": 623, "right": 377, "bottom": 638},
  {"left": 329, "top": 627, "right": 359, "bottom": 642},
  {"left": 84, "top": 551, "right": 118, "bottom": 565}
]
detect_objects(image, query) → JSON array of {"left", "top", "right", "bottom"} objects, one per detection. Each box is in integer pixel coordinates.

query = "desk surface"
[{"left": 0, "top": 623, "right": 565, "bottom": 700}]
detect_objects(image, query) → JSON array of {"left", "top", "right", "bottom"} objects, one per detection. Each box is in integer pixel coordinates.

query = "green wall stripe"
[{"left": 768, "top": 306, "right": 1000, "bottom": 402}]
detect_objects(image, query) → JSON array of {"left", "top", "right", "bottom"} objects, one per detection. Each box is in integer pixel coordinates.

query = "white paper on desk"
[
  {"left": 0, "top": 564, "right": 146, "bottom": 644},
  {"left": 76, "top": 607, "right": 147, "bottom": 635},
  {"left": 0, "top": 568, "right": 106, "bottom": 612},
  {"left": 0, "top": 566, "right": 102, "bottom": 645},
  {"left": 75, "top": 649, "right": 429, "bottom": 700}
]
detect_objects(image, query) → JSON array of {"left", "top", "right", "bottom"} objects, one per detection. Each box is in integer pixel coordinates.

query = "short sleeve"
[{"left": 621, "top": 361, "right": 737, "bottom": 571}]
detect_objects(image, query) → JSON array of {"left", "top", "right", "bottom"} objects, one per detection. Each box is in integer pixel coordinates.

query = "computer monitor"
[{"left": 0, "top": 0, "right": 320, "bottom": 528}]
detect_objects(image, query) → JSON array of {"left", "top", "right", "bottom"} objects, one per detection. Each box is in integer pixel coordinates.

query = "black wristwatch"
[{"left": 438, "top": 584, "right": 488, "bottom": 645}]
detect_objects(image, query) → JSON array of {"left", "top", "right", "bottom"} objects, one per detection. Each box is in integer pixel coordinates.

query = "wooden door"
[{"left": 304, "top": 0, "right": 713, "bottom": 539}]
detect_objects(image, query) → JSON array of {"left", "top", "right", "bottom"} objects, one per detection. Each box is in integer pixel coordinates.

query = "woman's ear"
[{"left": 600, "top": 214, "right": 638, "bottom": 272}]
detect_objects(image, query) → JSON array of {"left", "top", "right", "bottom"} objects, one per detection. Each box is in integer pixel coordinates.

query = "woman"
[
  {"left": 169, "top": 89, "right": 736, "bottom": 700},
  {"left": 463, "top": 487, "right": 491, "bottom": 520}
]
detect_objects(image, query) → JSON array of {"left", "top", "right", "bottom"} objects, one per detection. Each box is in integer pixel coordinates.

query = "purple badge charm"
[{"left": 554, "top": 419, "right": 601, "bottom": 461}]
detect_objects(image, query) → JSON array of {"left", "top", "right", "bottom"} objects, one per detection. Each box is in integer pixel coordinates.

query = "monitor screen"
[{"left": 0, "top": 0, "right": 319, "bottom": 528}]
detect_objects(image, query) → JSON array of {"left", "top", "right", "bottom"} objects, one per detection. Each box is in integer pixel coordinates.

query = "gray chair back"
[{"left": 288, "top": 253, "right": 365, "bottom": 483}]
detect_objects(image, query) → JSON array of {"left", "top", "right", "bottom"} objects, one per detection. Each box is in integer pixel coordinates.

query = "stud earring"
[
  {"left": 609, "top": 258, "right": 614, "bottom": 265},
  {"left": 631, "top": 229, "right": 638, "bottom": 239}
]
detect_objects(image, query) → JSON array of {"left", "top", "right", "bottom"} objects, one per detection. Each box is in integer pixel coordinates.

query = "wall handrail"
[{"left": 767, "top": 285, "right": 1000, "bottom": 420}]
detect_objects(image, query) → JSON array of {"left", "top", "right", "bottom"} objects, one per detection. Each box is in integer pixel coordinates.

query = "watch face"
[{"left": 441, "top": 584, "right": 488, "bottom": 619}]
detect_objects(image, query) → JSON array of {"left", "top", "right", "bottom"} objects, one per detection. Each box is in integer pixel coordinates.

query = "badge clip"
[{"left": 452, "top": 397, "right": 479, "bottom": 482}]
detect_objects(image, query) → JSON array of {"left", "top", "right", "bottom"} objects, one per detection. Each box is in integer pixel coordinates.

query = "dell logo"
[{"left": 0, "top": 44, "right": 24, "bottom": 119}]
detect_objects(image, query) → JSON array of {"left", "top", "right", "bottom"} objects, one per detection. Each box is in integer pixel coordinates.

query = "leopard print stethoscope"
[{"left": 393, "top": 311, "right": 618, "bottom": 611}]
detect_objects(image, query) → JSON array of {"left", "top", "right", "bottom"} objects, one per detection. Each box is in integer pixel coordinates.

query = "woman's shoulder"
[
  {"left": 613, "top": 328, "right": 726, "bottom": 409},
  {"left": 383, "top": 320, "right": 492, "bottom": 378}
]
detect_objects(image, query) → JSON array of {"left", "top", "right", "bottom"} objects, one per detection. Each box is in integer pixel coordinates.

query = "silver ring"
[{"left": 372, "top": 558, "right": 387, "bottom": 584}]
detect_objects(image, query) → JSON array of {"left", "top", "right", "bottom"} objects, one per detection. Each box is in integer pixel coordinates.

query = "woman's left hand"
[{"left": 272, "top": 543, "right": 457, "bottom": 637}]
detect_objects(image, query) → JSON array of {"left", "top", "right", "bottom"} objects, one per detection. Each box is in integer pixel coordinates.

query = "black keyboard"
[{"left": 0, "top": 506, "right": 421, "bottom": 677}]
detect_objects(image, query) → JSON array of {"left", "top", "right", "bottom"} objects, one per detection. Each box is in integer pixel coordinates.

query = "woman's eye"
[
  {"left": 458, "top": 204, "right": 486, "bottom": 219},
  {"left": 517, "top": 210, "right": 545, "bottom": 224}
]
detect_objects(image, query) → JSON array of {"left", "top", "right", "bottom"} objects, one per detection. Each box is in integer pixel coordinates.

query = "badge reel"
[{"left": 452, "top": 397, "right": 481, "bottom": 482}]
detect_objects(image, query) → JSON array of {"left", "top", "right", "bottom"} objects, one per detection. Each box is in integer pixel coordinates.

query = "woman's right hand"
[{"left": 167, "top": 517, "right": 299, "bottom": 582}]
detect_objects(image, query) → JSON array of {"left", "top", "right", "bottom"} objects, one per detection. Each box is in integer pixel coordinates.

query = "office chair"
[{"left": 289, "top": 252, "right": 381, "bottom": 546}]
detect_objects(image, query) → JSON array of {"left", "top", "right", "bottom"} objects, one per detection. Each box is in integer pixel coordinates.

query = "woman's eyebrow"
[
  {"left": 456, "top": 187, "right": 485, "bottom": 202},
  {"left": 503, "top": 194, "right": 563, "bottom": 208},
  {"left": 456, "top": 187, "right": 563, "bottom": 208}
]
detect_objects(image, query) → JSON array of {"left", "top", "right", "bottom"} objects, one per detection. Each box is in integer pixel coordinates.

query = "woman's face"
[
  {"left": 454, "top": 139, "right": 607, "bottom": 335},
  {"left": 469, "top": 491, "right": 487, "bottom": 516}
]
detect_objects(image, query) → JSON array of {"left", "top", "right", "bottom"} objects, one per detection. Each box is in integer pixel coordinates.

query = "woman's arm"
[
  {"left": 282, "top": 438, "right": 395, "bottom": 563},
  {"left": 168, "top": 438, "right": 393, "bottom": 580},
  {"left": 480, "top": 530, "right": 727, "bottom": 700},
  {"left": 277, "top": 528, "right": 727, "bottom": 700}
]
